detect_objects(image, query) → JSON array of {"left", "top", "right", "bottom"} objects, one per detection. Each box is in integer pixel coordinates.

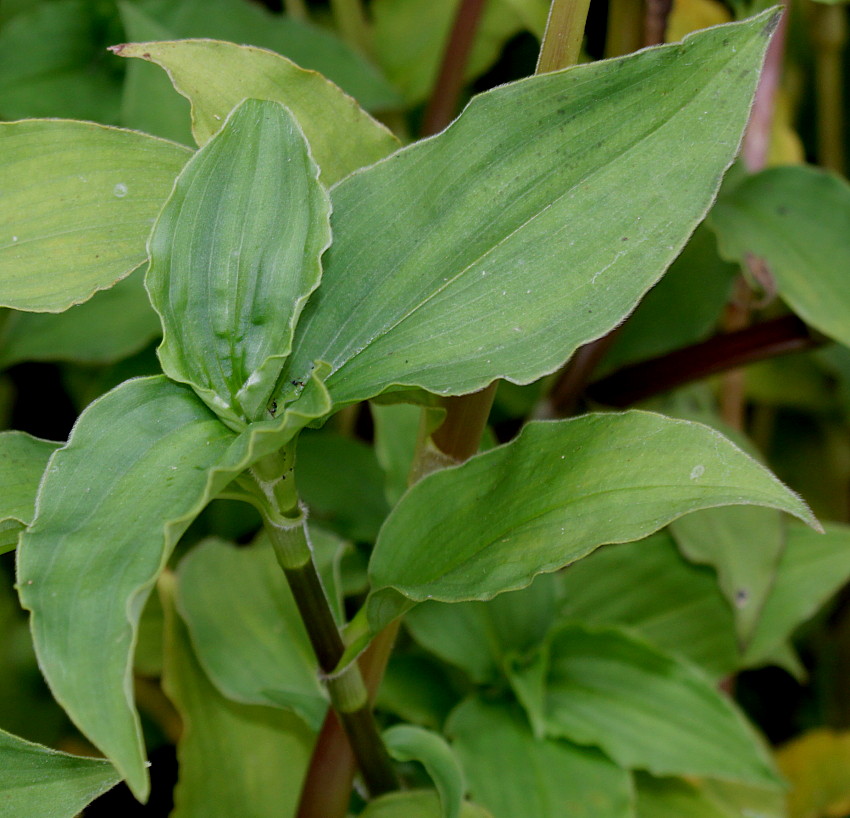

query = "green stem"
[
  {"left": 536, "top": 0, "right": 592, "bottom": 74},
  {"left": 605, "top": 0, "right": 644, "bottom": 58},
  {"left": 284, "top": 0, "right": 309, "bottom": 21},
  {"left": 330, "top": 0, "right": 374, "bottom": 57}
]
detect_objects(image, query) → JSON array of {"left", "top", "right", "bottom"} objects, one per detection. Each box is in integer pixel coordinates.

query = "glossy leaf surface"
[
  {"left": 16, "top": 374, "right": 330, "bottom": 798},
  {"left": 711, "top": 164, "right": 850, "bottom": 349},
  {"left": 161, "top": 576, "right": 313, "bottom": 818},
  {"left": 147, "top": 99, "right": 331, "bottom": 426},
  {"left": 0, "top": 728, "right": 120, "bottom": 817},
  {"left": 0, "top": 431, "right": 59, "bottom": 555},
  {"left": 367, "top": 411, "right": 815, "bottom": 630},
  {"left": 448, "top": 698, "right": 633, "bottom": 818},
  {"left": 176, "top": 536, "right": 328, "bottom": 729},
  {"left": 278, "top": 13, "right": 778, "bottom": 409},
  {"left": 513, "top": 624, "right": 778, "bottom": 786},
  {"left": 383, "top": 724, "right": 465, "bottom": 818},
  {"left": 114, "top": 39, "right": 399, "bottom": 183},
  {"left": 0, "top": 120, "right": 189, "bottom": 312}
]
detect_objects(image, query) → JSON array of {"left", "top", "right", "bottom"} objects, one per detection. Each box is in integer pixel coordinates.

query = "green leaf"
[
  {"left": 377, "top": 654, "right": 460, "bottom": 730},
  {"left": 448, "top": 698, "right": 633, "bottom": 818},
  {"left": 116, "top": 2, "right": 194, "bottom": 145},
  {"left": 634, "top": 773, "right": 737, "bottom": 818},
  {"left": 146, "top": 98, "right": 331, "bottom": 427},
  {"left": 404, "top": 574, "right": 559, "bottom": 684},
  {"left": 512, "top": 623, "right": 779, "bottom": 786},
  {"left": 0, "top": 0, "right": 122, "bottom": 123},
  {"left": 0, "top": 728, "right": 121, "bottom": 817},
  {"left": 296, "top": 430, "right": 391, "bottom": 542},
  {"left": 744, "top": 521, "right": 850, "bottom": 666},
  {"left": 0, "top": 119, "right": 190, "bottom": 312},
  {"left": 0, "top": 431, "right": 59, "bottom": 555},
  {"left": 670, "top": 506, "right": 785, "bottom": 642},
  {"left": 559, "top": 533, "right": 740, "bottom": 679},
  {"left": 371, "top": 0, "right": 523, "bottom": 104},
  {"left": 160, "top": 574, "right": 314, "bottom": 818},
  {"left": 277, "top": 12, "right": 779, "bottom": 409},
  {"left": 600, "top": 224, "right": 736, "bottom": 374},
  {"left": 16, "top": 373, "right": 331, "bottom": 799},
  {"left": 366, "top": 411, "right": 816, "bottom": 631},
  {"left": 113, "top": 39, "right": 399, "bottom": 184},
  {"left": 176, "top": 536, "right": 327, "bottom": 729},
  {"left": 371, "top": 402, "right": 421, "bottom": 505},
  {"left": 0, "top": 266, "right": 160, "bottom": 367},
  {"left": 131, "top": 0, "right": 401, "bottom": 111},
  {"left": 710, "top": 164, "right": 850, "bottom": 349},
  {"left": 383, "top": 724, "right": 465, "bottom": 818},
  {"left": 360, "top": 791, "right": 493, "bottom": 818}
]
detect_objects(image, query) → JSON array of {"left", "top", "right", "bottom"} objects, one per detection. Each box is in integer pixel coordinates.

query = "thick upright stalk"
[
  {"left": 811, "top": 1, "right": 847, "bottom": 174},
  {"left": 422, "top": 0, "right": 489, "bottom": 136},
  {"left": 536, "top": 0, "right": 591, "bottom": 73},
  {"left": 605, "top": 0, "right": 643, "bottom": 58},
  {"left": 331, "top": 0, "right": 374, "bottom": 57}
]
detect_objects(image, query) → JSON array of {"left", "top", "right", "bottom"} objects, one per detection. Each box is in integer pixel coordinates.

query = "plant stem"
[
  {"left": 284, "top": 0, "right": 309, "bottom": 20},
  {"left": 605, "top": 0, "right": 643, "bottom": 58},
  {"left": 330, "top": 0, "right": 374, "bottom": 57},
  {"left": 811, "top": 1, "right": 847, "bottom": 174},
  {"left": 536, "top": 0, "right": 591, "bottom": 74},
  {"left": 584, "top": 315, "right": 824, "bottom": 409},
  {"left": 421, "top": 0, "right": 489, "bottom": 135},
  {"left": 643, "top": 0, "right": 672, "bottom": 47}
]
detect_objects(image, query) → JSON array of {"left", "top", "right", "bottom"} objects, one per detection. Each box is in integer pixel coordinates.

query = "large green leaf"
[
  {"left": 512, "top": 624, "right": 778, "bottom": 786},
  {"left": 710, "top": 164, "right": 850, "bottom": 349},
  {"left": 176, "top": 536, "right": 328, "bottom": 729},
  {"left": 448, "top": 698, "right": 633, "bottom": 818},
  {"left": 404, "top": 574, "right": 558, "bottom": 684},
  {"left": 161, "top": 575, "right": 314, "bottom": 818},
  {"left": 634, "top": 774, "right": 737, "bottom": 818},
  {"left": 0, "top": 431, "right": 59, "bottom": 554},
  {"left": 16, "top": 373, "right": 331, "bottom": 799},
  {"left": 146, "top": 98, "right": 331, "bottom": 427},
  {"left": 0, "top": 266, "right": 160, "bottom": 368},
  {"left": 132, "top": 0, "right": 401, "bottom": 111},
  {"left": 0, "top": 728, "right": 121, "bottom": 817},
  {"left": 0, "top": 120, "right": 190, "bottom": 312},
  {"left": 744, "top": 521, "right": 850, "bottom": 666},
  {"left": 559, "top": 533, "right": 741, "bottom": 679},
  {"left": 276, "top": 12, "right": 778, "bottom": 410},
  {"left": 366, "top": 411, "right": 816, "bottom": 631},
  {"left": 669, "top": 505, "right": 785, "bottom": 642},
  {"left": 113, "top": 39, "right": 399, "bottom": 183}
]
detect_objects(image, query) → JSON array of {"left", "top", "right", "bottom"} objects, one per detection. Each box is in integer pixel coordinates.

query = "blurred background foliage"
[{"left": 3, "top": 0, "right": 850, "bottom": 815}]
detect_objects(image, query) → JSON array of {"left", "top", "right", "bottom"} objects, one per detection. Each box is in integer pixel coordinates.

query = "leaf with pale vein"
[
  {"left": 113, "top": 39, "right": 399, "bottom": 184},
  {"left": 0, "top": 119, "right": 189, "bottom": 312},
  {"left": 276, "top": 12, "right": 779, "bottom": 409},
  {"left": 366, "top": 411, "right": 816, "bottom": 632},
  {"left": 16, "top": 372, "right": 330, "bottom": 799},
  {"left": 0, "top": 728, "right": 121, "bottom": 817},
  {"left": 146, "top": 99, "right": 331, "bottom": 427}
]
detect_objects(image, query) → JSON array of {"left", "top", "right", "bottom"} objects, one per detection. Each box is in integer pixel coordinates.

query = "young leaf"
[
  {"left": 744, "top": 521, "right": 850, "bottom": 667},
  {"left": 366, "top": 411, "right": 817, "bottom": 631},
  {"left": 383, "top": 724, "right": 465, "bottom": 818},
  {"left": 160, "top": 574, "right": 314, "bottom": 818},
  {"left": 146, "top": 98, "right": 332, "bottom": 427},
  {"left": 710, "top": 164, "right": 850, "bottom": 349},
  {"left": 0, "top": 728, "right": 121, "bottom": 818},
  {"left": 0, "top": 431, "right": 60, "bottom": 555},
  {"left": 512, "top": 624, "right": 779, "bottom": 787},
  {"left": 448, "top": 698, "right": 633, "bottom": 818},
  {"left": 669, "top": 505, "right": 785, "bottom": 642},
  {"left": 176, "top": 536, "right": 328, "bottom": 730},
  {"left": 16, "top": 373, "right": 331, "bottom": 799},
  {"left": 112, "top": 39, "right": 399, "bottom": 183},
  {"left": 0, "top": 120, "right": 190, "bottom": 312},
  {"left": 277, "top": 11, "right": 779, "bottom": 410},
  {"left": 559, "top": 533, "right": 740, "bottom": 679}
]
